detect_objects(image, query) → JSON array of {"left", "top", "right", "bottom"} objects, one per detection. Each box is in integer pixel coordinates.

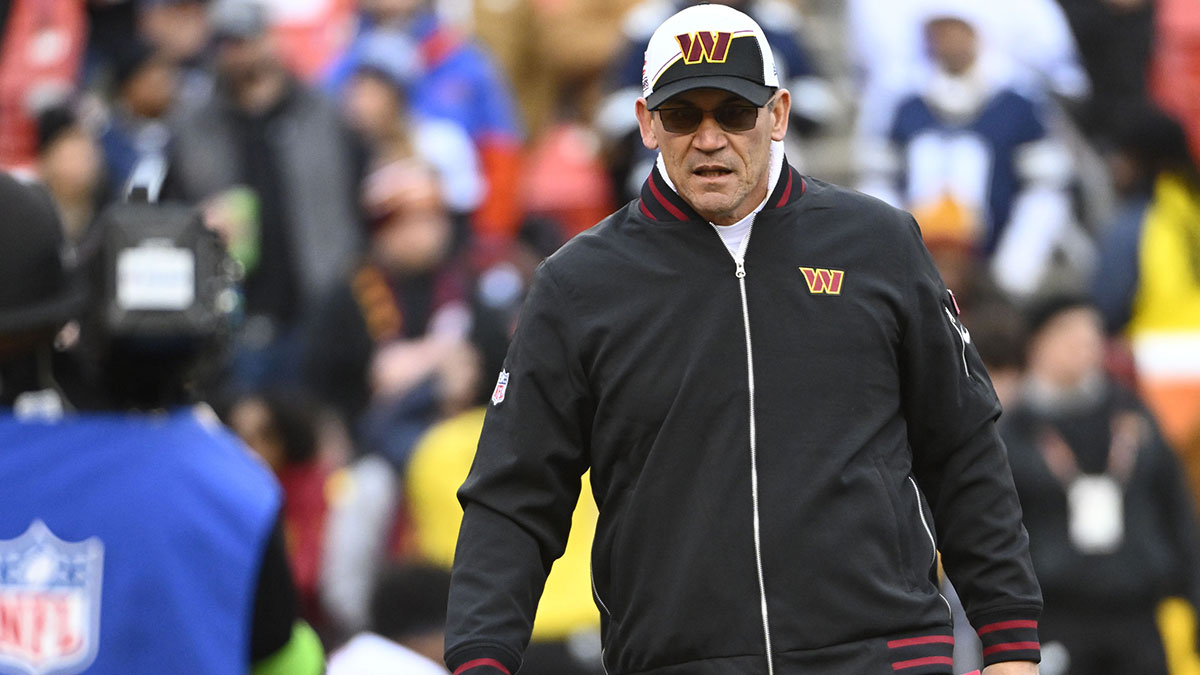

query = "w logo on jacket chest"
[{"left": 799, "top": 267, "right": 845, "bottom": 295}]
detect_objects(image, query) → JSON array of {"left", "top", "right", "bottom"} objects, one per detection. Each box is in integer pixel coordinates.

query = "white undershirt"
[{"left": 657, "top": 140, "right": 786, "bottom": 256}]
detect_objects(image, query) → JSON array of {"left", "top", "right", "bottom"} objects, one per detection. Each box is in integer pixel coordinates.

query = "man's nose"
[{"left": 692, "top": 114, "right": 727, "bottom": 150}]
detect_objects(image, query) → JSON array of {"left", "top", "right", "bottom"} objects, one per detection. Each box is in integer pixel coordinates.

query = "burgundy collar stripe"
[{"left": 638, "top": 161, "right": 804, "bottom": 223}]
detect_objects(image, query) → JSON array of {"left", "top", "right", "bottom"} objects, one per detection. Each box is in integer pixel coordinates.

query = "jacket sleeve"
[
  {"left": 895, "top": 215, "right": 1044, "bottom": 667},
  {"left": 445, "top": 263, "right": 591, "bottom": 674}
]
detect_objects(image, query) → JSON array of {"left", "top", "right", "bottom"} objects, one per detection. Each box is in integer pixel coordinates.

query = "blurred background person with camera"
[{"left": 0, "top": 172, "right": 322, "bottom": 675}]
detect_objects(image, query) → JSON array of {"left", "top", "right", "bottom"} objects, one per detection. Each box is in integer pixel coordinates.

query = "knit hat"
[
  {"left": 0, "top": 173, "right": 86, "bottom": 334},
  {"left": 642, "top": 3, "right": 779, "bottom": 110}
]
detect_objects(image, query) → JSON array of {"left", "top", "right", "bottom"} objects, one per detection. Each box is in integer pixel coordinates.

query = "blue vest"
[{"left": 0, "top": 409, "right": 280, "bottom": 675}]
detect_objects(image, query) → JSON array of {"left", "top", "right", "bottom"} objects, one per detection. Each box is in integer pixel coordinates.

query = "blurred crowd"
[{"left": 4, "top": 0, "right": 1200, "bottom": 672}]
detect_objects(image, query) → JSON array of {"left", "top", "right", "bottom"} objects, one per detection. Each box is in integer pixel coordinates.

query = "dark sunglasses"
[{"left": 655, "top": 96, "right": 774, "bottom": 134}]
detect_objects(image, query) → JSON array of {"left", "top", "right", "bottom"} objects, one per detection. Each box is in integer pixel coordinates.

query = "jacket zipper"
[{"left": 714, "top": 223, "right": 775, "bottom": 675}]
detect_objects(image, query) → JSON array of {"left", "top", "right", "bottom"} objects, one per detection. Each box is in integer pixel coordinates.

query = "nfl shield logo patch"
[
  {"left": 0, "top": 521, "right": 103, "bottom": 675},
  {"left": 491, "top": 369, "right": 510, "bottom": 406}
]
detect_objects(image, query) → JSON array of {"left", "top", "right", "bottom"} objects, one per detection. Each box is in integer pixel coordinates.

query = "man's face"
[
  {"left": 216, "top": 33, "right": 275, "bottom": 85},
  {"left": 925, "top": 18, "right": 978, "bottom": 75},
  {"left": 636, "top": 87, "right": 789, "bottom": 226},
  {"left": 138, "top": 1, "right": 210, "bottom": 63},
  {"left": 1028, "top": 307, "right": 1105, "bottom": 389},
  {"left": 343, "top": 72, "right": 401, "bottom": 141}
]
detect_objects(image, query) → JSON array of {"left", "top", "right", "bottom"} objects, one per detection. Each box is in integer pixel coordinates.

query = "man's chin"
[{"left": 683, "top": 193, "right": 736, "bottom": 223}]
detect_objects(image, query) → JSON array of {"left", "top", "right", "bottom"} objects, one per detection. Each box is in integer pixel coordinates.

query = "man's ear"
[
  {"left": 635, "top": 98, "right": 660, "bottom": 151},
  {"left": 770, "top": 89, "right": 791, "bottom": 142}
]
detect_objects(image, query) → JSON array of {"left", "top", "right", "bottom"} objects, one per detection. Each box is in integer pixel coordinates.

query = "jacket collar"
[{"left": 637, "top": 158, "right": 805, "bottom": 223}]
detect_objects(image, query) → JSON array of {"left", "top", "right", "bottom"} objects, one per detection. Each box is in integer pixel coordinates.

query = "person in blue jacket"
[{"left": 0, "top": 172, "right": 323, "bottom": 675}]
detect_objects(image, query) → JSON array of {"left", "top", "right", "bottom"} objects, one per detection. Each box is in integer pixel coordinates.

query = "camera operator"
[{"left": 0, "top": 172, "right": 323, "bottom": 675}]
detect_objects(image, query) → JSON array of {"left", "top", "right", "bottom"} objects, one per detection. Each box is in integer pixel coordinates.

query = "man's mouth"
[{"left": 693, "top": 166, "right": 732, "bottom": 178}]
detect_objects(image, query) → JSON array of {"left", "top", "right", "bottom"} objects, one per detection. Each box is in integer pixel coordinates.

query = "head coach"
[{"left": 444, "top": 4, "right": 1042, "bottom": 675}]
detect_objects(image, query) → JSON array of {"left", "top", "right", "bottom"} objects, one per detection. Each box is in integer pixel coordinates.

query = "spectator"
[
  {"left": 97, "top": 40, "right": 179, "bottom": 202},
  {"left": 1000, "top": 294, "right": 1200, "bottom": 675},
  {"left": 135, "top": 0, "right": 216, "bottom": 110},
  {"left": 36, "top": 105, "right": 105, "bottom": 245},
  {"left": 1090, "top": 104, "right": 1200, "bottom": 498},
  {"left": 317, "top": 257, "right": 525, "bottom": 638},
  {"left": 326, "top": 563, "right": 452, "bottom": 674},
  {"left": 171, "top": 0, "right": 364, "bottom": 392},
  {"left": 858, "top": 2, "right": 1077, "bottom": 300},
  {"left": 325, "top": 0, "right": 524, "bottom": 244},
  {"left": 340, "top": 29, "right": 485, "bottom": 220},
  {"left": 848, "top": 0, "right": 1088, "bottom": 141},
  {"left": 0, "top": 0, "right": 87, "bottom": 174},
  {"left": 302, "top": 159, "right": 470, "bottom": 462},
  {"left": 226, "top": 388, "right": 333, "bottom": 630}
]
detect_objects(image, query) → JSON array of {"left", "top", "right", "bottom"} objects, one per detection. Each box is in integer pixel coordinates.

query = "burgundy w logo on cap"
[{"left": 675, "top": 31, "right": 732, "bottom": 64}]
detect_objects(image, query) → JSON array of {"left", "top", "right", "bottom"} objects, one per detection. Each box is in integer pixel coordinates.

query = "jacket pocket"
[
  {"left": 906, "top": 474, "right": 939, "bottom": 582},
  {"left": 871, "top": 456, "right": 938, "bottom": 590}
]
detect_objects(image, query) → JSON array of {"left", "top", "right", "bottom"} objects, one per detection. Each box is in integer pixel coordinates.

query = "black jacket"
[
  {"left": 1002, "top": 380, "right": 1200, "bottom": 623},
  {"left": 447, "top": 163, "right": 1042, "bottom": 675}
]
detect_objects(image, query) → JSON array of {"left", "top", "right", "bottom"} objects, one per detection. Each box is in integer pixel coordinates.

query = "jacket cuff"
[
  {"left": 974, "top": 613, "right": 1041, "bottom": 667},
  {"left": 446, "top": 645, "right": 520, "bottom": 675},
  {"left": 452, "top": 661, "right": 510, "bottom": 675}
]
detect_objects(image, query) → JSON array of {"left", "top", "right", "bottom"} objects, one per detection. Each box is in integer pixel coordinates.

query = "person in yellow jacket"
[
  {"left": 1092, "top": 104, "right": 1200, "bottom": 675},
  {"left": 406, "top": 406, "right": 603, "bottom": 675},
  {"left": 1092, "top": 105, "right": 1200, "bottom": 500}
]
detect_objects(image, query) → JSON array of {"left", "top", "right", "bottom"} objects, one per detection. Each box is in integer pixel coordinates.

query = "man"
[
  {"left": 324, "top": 0, "right": 524, "bottom": 243},
  {"left": 1000, "top": 295, "right": 1200, "bottom": 675},
  {"left": 446, "top": 5, "right": 1041, "bottom": 675},
  {"left": 0, "top": 173, "right": 323, "bottom": 674},
  {"left": 857, "top": 1, "right": 1076, "bottom": 301},
  {"left": 171, "top": 0, "right": 364, "bottom": 392}
]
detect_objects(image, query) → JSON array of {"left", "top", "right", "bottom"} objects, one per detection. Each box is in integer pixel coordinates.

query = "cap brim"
[
  {"left": 647, "top": 76, "right": 776, "bottom": 109},
  {"left": 0, "top": 281, "right": 87, "bottom": 335}
]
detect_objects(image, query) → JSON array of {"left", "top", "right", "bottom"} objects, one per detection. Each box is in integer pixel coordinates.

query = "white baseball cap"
[{"left": 642, "top": 3, "right": 779, "bottom": 110}]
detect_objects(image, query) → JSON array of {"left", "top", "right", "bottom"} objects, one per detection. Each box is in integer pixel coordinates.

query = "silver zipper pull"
[{"left": 735, "top": 259, "right": 746, "bottom": 278}]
